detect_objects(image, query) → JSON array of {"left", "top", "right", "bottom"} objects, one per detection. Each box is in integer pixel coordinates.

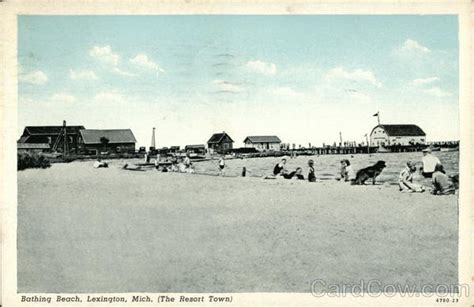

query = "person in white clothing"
[
  {"left": 340, "top": 159, "right": 356, "bottom": 183},
  {"left": 421, "top": 148, "right": 441, "bottom": 178}
]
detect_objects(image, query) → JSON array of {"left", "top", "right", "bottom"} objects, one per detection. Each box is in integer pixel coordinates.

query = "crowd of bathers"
[
  {"left": 266, "top": 158, "right": 315, "bottom": 182},
  {"left": 96, "top": 147, "right": 458, "bottom": 195},
  {"left": 265, "top": 148, "right": 457, "bottom": 195},
  {"left": 397, "top": 148, "right": 457, "bottom": 195}
]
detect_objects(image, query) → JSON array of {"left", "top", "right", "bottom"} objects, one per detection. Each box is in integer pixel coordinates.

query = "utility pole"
[
  {"left": 339, "top": 132, "right": 343, "bottom": 147},
  {"left": 63, "top": 120, "right": 68, "bottom": 155}
]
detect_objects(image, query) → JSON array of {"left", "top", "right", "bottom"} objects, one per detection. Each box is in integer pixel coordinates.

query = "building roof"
[
  {"left": 207, "top": 132, "right": 234, "bottom": 144},
  {"left": 185, "top": 144, "right": 206, "bottom": 149},
  {"left": 373, "top": 124, "right": 426, "bottom": 136},
  {"left": 18, "top": 136, "right": 30, "bottom": 143},
  {"left": 80, "top": 129, "right": 137, "bottom": 145},
  {"left": 17, "top": 143, "right": 50, "bottom": 149},
  {"left": 24, "top": 126, "right": 85, "bottom": 135},
  {"left": 244, "top": 135, "right": 282, "bottom": 143}
]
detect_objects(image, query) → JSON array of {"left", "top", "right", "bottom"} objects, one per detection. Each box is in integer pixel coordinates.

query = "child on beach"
[
  {"left": 218, "top": 155, "right": 225, "bottom": 176},
  {"left": 431, "top": 163, "right": 455, "bottom": 195},
  {"left": 340, "top": 159, "right": 356, "bottom": 182},
  {"left": 398, "top": 161, "right": 425, "bottom": 193},
  {"left": 170, "top": 158, "right": 179, "bottom": 172},
  {"left": 307, "top": 159, "right": 316, "bottom": 182}
]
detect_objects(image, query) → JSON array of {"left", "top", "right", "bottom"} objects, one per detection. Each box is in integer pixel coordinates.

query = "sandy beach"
[{"left": 17, "top": 159, "right": 458, "bottom": 293}]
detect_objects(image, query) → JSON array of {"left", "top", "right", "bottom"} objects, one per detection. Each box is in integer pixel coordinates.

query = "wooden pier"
[{"left": 239, "top": 144, "right": 436, "bottom": 158}]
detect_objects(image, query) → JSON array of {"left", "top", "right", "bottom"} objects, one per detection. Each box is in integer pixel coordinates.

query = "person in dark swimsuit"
[
  {"left": 273, "top": 158, "right": 287, "bottom": 175},
  {"left": 283, "top": 167, "right": 305, "bottom": 180},
  {"left": 308, "top": 159, "right": 316, "bottom": 182}
]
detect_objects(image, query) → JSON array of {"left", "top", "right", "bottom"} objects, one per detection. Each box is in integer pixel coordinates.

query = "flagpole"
[{"left": 377, "top": 112, "right": 380, "bottom": 125}]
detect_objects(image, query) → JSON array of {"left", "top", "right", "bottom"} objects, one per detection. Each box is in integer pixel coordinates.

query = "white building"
[
  {"left": 370, "top": 124, "right": 426, "bottom": 146},
  {"left": 243, "top": 136, "right": 282, "bottom": 151}
]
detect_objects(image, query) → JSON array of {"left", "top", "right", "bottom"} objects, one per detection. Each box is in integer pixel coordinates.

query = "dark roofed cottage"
[
  {"left": 207, "top": 132, "right": 234, "bottom": 154},
  {"left": 18, "top": 124, "right": 85, "bottom": 153},
  {"left": 79, "top": 129, "right": 137, "bottom": 154}
]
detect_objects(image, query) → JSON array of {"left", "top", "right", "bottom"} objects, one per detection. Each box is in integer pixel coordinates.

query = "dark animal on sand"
[{"left": 353, "top": 161, "right": 386, "bottom": 185}]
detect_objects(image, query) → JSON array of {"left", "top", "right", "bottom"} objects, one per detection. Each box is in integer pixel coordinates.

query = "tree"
[{"left": 100, "top": 137, "right": 110, "bottom": 152}]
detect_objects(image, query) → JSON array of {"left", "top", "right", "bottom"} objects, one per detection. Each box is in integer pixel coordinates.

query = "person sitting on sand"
[
  {"left": 177, "top": 158, "right": 187, "bottom": 173},
  {"left": 398, "top": 161, "right": 425, "bottom": 193},
  {"left": 273, "top": 158, "right": 287, "bottom": 176},
  {"left": 170, "top": 160, "right": 179, "bottom": 172},
  {"left": 308, "top": 159, "right": 316, "bottom": 182},
  {"left": 93, "top": 159, "right": 108, "bottom": 168},
  {"left": 340, "top": 159, "right": 356, "bottom": 182},
  {"left": 431, "top": 163, "right": 455, "bottom": 195},
  {"left": 421, "top": 148, "right": 441, "bottom": 178},
  {"left": 283, "top": 167, "right": 305, "bottom": 180}
]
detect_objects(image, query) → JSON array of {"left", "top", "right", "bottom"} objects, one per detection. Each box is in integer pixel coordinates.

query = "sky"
[{"left": 18, "top": 15, "right": 459, "bottom": 148}]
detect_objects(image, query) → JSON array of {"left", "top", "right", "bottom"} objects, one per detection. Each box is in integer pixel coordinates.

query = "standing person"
[
  {"left": 154, "top": 153, "right": 161, "bottom": 167},
  {"left": 398, "top": 161, "right": 424, "bottom": 192},
  {"left": 273, "top": 158, "right": 287, "bottom": 175},
  {"left": 421, "top": 148, "right": 441, "bottom": 178},
  {"left": 307, "top": 159, "right": 316, "bottom": 182},
  {"left": 183, "top": 153, "right": 192, "bottom": 169},
  {"left": 218, "top": 155, "right": 226, "bottom": 176},
  {"left": 339, "top": 160, "right": 347, "bottom": 179},
  {"left": 431, "top": 163, "right": 455, "bottom": 195}
]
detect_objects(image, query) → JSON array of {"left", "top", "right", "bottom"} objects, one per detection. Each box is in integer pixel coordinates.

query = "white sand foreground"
[{"left": 17, "top": 160, "right": 458, "bottom": 293}]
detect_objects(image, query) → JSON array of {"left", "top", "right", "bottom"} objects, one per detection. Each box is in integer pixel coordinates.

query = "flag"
[{"left": 373, "top": 112, "right": 379, "bottom": 116}]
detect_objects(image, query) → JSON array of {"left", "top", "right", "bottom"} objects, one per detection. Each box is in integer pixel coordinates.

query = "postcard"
[{"left": 1, "top": 1, "right": 472, "bottom": 306}]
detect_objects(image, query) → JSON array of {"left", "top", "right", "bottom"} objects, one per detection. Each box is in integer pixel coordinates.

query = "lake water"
[{"left": 193, "top": 151, "right": 459, "bottom": 183}]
